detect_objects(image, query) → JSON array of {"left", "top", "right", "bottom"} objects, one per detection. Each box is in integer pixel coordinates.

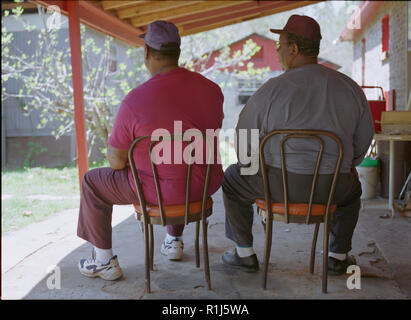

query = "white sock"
[
  {"left": 236, "top": 246, "right": 255, "bottom": 258},
  {"left": 166, "top": 233, "right": 182, "bottom": 242},
  {"left": 329, "top": 252, "right": 347, "bottom": 261},
  {"left": 94, "top": 246, "right": 113, "bottom": 264}
]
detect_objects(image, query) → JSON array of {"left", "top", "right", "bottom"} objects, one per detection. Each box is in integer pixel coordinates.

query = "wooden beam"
[
  {"left": 117, "top": 1, "right": 200, "bottom": 20},
  {"left": 67, "top": 0, "right": 89, "bottom": 190},
  {"left": 179, "top": 1, "right": 319, "bottom": 37},
  {"left": 31, "top": 1, "right": 69, "bottom": 16},
  {"left": 130, "top": 1, "right": 240, "bottom": 28},
  {"left": 78, "top": 1, "right": 144, "bottom": 47},
  {"left": 32, "top": 0, "right": 144, "bottom": 47}
]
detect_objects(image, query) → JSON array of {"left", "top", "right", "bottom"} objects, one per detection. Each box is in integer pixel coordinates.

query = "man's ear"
[
  {"left": 144, "top": 45, "right": 150, "bottom": 60},
  {"left": 290, "top": 42, "right": 299, "bottom": 56}
]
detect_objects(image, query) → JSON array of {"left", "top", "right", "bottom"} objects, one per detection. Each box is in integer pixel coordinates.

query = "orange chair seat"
[
  {"left": 134, "top": 197, "right": 213, "bottom": 217},
  {"left": 255, "top": 199, "right": 337, "bottom": 216}
]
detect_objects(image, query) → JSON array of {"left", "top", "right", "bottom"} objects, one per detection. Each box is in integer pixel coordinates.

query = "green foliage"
[{"left": 179, "top": 30, "right": 269, "bottom": 89}]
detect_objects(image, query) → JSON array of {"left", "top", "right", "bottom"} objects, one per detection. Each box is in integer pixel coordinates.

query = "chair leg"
[
  {"left": 143, "top": 220, "right": 151, "bottom": 293},
  {"left": 149, "top": 224, "right": 154, "bottom": 271},
  {"left": 310, "top": 223, "right": 320, "bottom": 274},
  {"left": 262, "top": 217, "right": 273, "bottom": 289},
  {"left": 322, "top": 221, "right": 330, "bottom": 293},
  {"left": 195, "top": 221, "right": 200, "bottom": 268},
  {"left": 202, "top": 218, "right": 211, "bottom": 290}
]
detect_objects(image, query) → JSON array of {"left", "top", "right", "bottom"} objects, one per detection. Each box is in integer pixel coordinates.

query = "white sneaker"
[
  {"left": 161, "top": 237, "right": 184, "bottom": 260},
  {"left": 78, "top": 249, "right": 123, "bottom": 280}
]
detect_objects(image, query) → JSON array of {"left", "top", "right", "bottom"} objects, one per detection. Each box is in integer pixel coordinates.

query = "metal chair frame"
[
  {"left": 257, "top": 129, "right": 343, "bottom": 293},
  {"left": 128, "top": 133, "right": 213, "bottom": 293}
]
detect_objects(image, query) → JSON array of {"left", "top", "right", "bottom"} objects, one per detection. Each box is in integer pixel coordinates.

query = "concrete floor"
[{"left": 2, "top": 190, "right": 411, "bottom": 300}]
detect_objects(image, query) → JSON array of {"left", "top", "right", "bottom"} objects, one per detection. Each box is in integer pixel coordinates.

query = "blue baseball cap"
[{"left": 139, "top": 20, "right": 181, "bottom": 51}]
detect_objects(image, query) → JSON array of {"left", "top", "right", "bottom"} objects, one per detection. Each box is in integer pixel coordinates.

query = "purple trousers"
[{"left": 77, "top": 167, "right": 184, "bottom": 249}]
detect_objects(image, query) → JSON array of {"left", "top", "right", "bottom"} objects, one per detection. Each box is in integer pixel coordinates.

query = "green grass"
[
  {"left": 1, "top": 161, "right": 108, "bottom": 234},
  {"left": 2, "top": 197, "right": 80, "bottom": 234}
]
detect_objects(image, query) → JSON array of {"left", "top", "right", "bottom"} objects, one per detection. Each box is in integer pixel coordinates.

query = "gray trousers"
[{"left": 222, "top": 164, "right": 362, "bottom": 254}]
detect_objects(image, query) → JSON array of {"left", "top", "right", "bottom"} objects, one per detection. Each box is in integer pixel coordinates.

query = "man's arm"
[
  {"left": 107, "top": 145, "right": 129, "bottom": 170},
  {"left": 352, "top": 89, "right": 375, "bottom": 167},
  {"left": 235, "top": 91, "right": 267, "bottom": 165},
  {"left": 107, "top": 99, "right": 134, "bottom": 170}
]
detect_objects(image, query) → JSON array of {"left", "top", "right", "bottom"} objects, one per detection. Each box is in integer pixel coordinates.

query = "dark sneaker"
[
  {"left": 78, "top": 250, "right": 123, "bottom": 281},
  {"left": 222, "top": 249, "right": 259, "bottom": 272},
  {"left": 328, "top": 255, "right": 357, "bottom": 276}
]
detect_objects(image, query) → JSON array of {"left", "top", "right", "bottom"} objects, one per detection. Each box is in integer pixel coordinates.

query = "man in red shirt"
[{"left": 77, "top": 20, "right": 224, "bottom": 281}]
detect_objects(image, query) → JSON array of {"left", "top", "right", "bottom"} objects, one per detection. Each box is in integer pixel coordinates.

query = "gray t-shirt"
[{"left": 236, "top": 63, "right": 374, "bottom": 174}]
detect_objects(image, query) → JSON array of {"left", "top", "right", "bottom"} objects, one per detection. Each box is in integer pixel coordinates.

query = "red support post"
[
  {"left": 361, "top": 37, "right": 366, "bottom": 87},
  {"left": 67, "top": 1, "right": 89, "bottom": 190}
]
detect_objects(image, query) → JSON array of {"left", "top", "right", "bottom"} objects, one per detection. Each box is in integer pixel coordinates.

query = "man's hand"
[
  {"left": 107, "top": 145, "right": 128, "bottom": 170},
  {"left": 352, "top": 167, "right": 359, "bottom": 179}
]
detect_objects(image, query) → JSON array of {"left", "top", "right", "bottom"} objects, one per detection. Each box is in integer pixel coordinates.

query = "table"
[{"left": 373, "top": 133, "right": 411, "bottom": 218}]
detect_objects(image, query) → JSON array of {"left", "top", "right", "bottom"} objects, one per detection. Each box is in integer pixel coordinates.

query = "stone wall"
[{"left": 352, "top": 1, "right": 408, "bottom": 110}]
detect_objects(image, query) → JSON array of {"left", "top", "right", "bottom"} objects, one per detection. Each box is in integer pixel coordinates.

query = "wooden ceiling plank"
[
  {"left": 170, "top": 1, "right": 263, "bottom": 27},
  {"left": 117, "top": 1, "right": 200, "bottom": 20},
  {"left": 101, "top": 1, "right": 148, "bottom": 11},
  {"left": 130, "top": 1, "right": 242, "bottom": 28},
  {"left": 178, "top": 1, "right": 320, "bottom": 36},
  {"left": 180, "top": 1, "right": 318, "bottom": 35},
  {"left": 2, "top": 2, "right": 38, "bottom": 10},
  {"left": 180, "top": 16, "right": 257, "bottom": 37}
]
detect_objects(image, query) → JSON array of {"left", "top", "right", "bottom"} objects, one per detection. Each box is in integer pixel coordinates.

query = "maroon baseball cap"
[
  {"left": 139, "top": 20, "right": 181, "bottom": 50},
  {"left": 270, "top": 15, "right": 322, "bottom": 41}
]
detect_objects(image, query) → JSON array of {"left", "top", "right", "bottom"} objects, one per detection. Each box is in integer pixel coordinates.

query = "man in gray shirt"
[{"left": 222, "top": 15, "right": 374, "bottom": 275}]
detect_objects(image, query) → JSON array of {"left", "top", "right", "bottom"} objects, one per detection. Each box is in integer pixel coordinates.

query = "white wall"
[{"left": 352, "top": 2, "right": 408, "bottom": 109}]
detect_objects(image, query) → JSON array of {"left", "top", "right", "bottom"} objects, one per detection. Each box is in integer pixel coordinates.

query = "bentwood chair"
[
  {"left": 255, "top": 130, "right": 343, "bottom": 293},
  {"left": 128, "top": 133, "right": 213, "bottom": 293}
]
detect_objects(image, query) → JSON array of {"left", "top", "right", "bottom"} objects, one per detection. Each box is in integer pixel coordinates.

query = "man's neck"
[
  {"left": 289, "top": 58, "right": 318, "bottom": 70},
  {"left": 152, "top": 64, "right": 179, "bottom": 76}
]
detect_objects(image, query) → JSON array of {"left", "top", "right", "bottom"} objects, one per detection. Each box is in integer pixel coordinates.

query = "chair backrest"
[
  {"left": 128, "top": 132, "right": 213, "bottom": 226},
  {"left": 259, "top": 129, "right": 344, "bottom": 224}
]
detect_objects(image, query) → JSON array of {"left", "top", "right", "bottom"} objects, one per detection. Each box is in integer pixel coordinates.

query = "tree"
[
  {"left": 2, "top": 4, "right": 268, "bottom": 161},
  {"left": 2, "top": 5, "right": 130, "bottom": 158}
]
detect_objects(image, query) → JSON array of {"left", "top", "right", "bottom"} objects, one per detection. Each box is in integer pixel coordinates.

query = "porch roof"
[{"left": 33, "top": 0, "right": 320, "bottom": 47}]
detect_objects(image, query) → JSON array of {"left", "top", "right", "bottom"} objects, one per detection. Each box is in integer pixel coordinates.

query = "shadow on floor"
[{"left": 20, "top": 195, "right": 410, "bottom": 299}]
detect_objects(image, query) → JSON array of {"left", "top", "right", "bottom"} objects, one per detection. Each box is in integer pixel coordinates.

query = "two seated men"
[{"left": 77, "top": 17, "right": 373, "bottom": 281}]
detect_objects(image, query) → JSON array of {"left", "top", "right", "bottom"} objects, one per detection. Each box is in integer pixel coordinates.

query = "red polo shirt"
[{"left": 108, "top": 67, "right": 224, "bottom": 205}]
